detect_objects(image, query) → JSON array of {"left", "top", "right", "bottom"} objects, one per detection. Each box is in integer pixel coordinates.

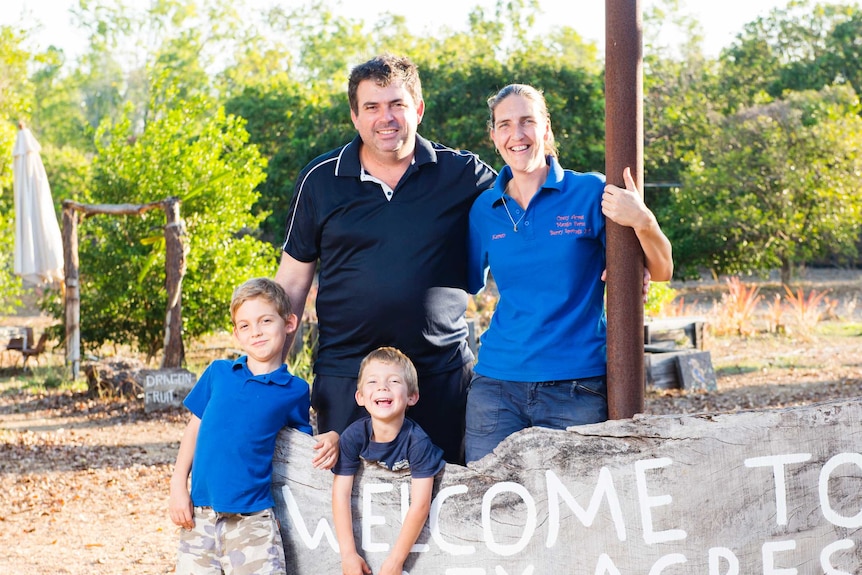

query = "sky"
[{"left": 3, "top": 0, "right": 794, "bottom": 61}]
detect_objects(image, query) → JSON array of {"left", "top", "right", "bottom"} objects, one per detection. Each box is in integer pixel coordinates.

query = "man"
[{"left": 275, "top": 54, "right": 496, "bottom": 464}]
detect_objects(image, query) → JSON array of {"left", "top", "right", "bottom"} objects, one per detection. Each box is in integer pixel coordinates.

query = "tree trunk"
[
  {"left": 161, "top": 198, "right": 185, "bottom": 368},
  {"left": 62, "top": 204, "right": 81, "bottom": 380},
  {"left": 780, "top": 258, "right": 793, "bottom": 286}
]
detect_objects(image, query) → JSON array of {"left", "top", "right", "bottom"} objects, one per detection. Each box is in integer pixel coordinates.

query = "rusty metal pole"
[{"left": 605, "top": 0, "right": 645, "bottom": 419}]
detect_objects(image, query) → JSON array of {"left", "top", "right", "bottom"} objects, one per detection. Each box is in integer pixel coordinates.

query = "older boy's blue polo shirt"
[
  {"left": 467, "top": 157, "right": 608, "bottom": 382},
  {"left": 184, "top": 357, "right": 312, "bottom": 513}
]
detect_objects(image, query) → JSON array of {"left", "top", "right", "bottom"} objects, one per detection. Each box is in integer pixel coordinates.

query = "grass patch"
[
  {"left": 0, "top": 365, "right": 87, "bottom": 396},
  {"left": 817, "top": 322, "right": 862, "bottom": 337},
  {"left": 715, "top": 365, "right": 760, "bottom": 376}
]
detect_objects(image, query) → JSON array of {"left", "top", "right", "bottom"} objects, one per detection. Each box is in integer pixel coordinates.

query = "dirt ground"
[{"left": 1, "top": 270, "right": 861, "bottom": 575}]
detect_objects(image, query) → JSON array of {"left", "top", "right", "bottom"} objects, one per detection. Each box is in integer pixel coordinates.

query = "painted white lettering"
[
  {"left": 648, "top": 553, "right": 686, "bottom": 575},
  {"left": 762, "top": 540, "right": 797, "bottom": 575},
  {"left": 279, "top": 485, "right": 338, "bottom": 550},
  {"left": 431, "top": 485, "right": 475, "bottom": 555},
  {"left": 362, "top": 483, "right": 392, "bottom": 553},
  {"left": 545, "top": 468, "right": 626, "bottom": 548},
  {"left": 482, "top": 482, "right": 536, "bottom": 556},
  {"left": 708, "top": 547, "right": 739, "bottom": 575},
  {"left": 145, "top": 390, "right": 175, "bottom": 403},
  {"left": 745, "top": 453, "right": 811, "bottom": 526},
  {"left": 635, "top": 458, "right": 687, "bottom": 544},
  {"left": 819, "top": 453, "right": 862, "bottom": 528},
  {"left": 594, "top": 553, "right": 622, "bottom": 575},
  {"left": 820, "top": 539, "right": 854, "bottom": 575}
]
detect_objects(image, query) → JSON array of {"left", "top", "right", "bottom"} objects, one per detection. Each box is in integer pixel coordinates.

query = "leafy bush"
[
  {"left": 64, "top": 87, "right": 276, "bottom": 360},
  {"left": 783, "top": 285, "right": 830, "bottom": 341},
  {"left": 644, "top": 282, "right": 677, "bottom": 317}
]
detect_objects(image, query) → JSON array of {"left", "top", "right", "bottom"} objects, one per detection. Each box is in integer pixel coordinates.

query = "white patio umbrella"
[{"left": 13, "top": 123, "right": 64, "bottom": 286}]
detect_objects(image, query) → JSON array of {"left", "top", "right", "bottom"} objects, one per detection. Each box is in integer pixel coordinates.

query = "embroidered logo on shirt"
[{"left": 549, "top": 213, "right": 591, "bottom": 236}]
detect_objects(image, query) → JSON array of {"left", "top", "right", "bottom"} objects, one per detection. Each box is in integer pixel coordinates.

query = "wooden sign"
[
  {"left": 273, "top": 398, "right": 862, "bottom": 574},
  {"left": 677, "top": 350, "right": 718, "bottom": 391},
  {"left": 137, "top": 368, "right": 196, "bottom": 412}
]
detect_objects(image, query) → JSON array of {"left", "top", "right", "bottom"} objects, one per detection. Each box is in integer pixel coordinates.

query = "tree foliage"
[
  {"left": 78, "top": 82, "right": 273, "bottom": 358},
  {"left": 0, "top": 25, "right": 32, "bottom": 312},
  {"left": 668, "top": 86, "right": 862, "bottom": 282},
  {"left": 2, "top": 0, "right": 862, "bottom": 358},
  {"left": 718, "top": 0, "right": 860, "bottom": 111}
]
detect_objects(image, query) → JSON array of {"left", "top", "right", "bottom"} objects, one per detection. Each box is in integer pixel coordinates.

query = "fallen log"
[{"left": 273, "top": 398, "right": 862, "bottom": 574}]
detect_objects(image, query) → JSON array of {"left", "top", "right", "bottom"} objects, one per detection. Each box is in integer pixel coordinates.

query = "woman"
[{"left": 465, "top": 84, "right": 673, "bottom": 463}]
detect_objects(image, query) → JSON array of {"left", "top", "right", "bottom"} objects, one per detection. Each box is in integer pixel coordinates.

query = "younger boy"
[
  {"left": 332, "top": 346, "right": 444, "bottom": 575},
  {"left": 169, "top": 277, "right": 338, "bottom": 575}
]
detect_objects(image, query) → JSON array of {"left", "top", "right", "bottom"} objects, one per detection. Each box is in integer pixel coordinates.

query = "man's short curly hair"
[{"left": 348, "top": 54, "right": 423, "bottom": 114}]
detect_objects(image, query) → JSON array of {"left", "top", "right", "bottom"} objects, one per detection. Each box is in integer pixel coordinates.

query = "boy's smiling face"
[
  {"left": 355, "top": 359, "right": 418, "bottom": 423},
  {"left": 232, "top": 296, "right": 295, "bottom": 372}
]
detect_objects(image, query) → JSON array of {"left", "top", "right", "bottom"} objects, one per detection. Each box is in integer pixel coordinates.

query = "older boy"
[
  {"left": 331, "top": 346, "right": 444, "bottom": 575},
  {"left": 169, "top": 277, "right": 338, "bottom": 575}
]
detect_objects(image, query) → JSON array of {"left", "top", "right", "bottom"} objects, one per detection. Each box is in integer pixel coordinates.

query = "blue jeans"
[{"left": 465, "top": 374, "right": 608, "bottom": 463}]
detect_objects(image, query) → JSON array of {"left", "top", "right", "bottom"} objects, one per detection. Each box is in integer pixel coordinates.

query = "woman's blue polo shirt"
[
  {"left": 183, "top": 357, "right": 312, "bottom": 513},
  {"left": 467, "top": 157, "right": 608, "bottom": 382}
]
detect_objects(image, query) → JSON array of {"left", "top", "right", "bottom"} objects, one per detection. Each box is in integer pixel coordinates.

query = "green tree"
[
  {"left": 668, "top": 86, "right": 862, "bottom": 283},
  {"left": 74, "top": 83, "right": 274, "bottom": 359},
  {"left": 29, "top": 47, "right": 93, "bottom": 152},
  {"left": 718, "top": 1, "right": 860, "bottom": 112},
  {"left": 224, "top": 81, "right": 354, "bottom": 242},
  {"left": 0, "top": 25, "right": 33, "bottom": 312},
  {"left": 643, "top": 0, "right": 719, "bottom": 214}
]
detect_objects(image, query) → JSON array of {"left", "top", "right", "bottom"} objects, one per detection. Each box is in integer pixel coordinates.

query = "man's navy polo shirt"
[{"left": 283, "top": 134, "right": 496, "bottom": 377}]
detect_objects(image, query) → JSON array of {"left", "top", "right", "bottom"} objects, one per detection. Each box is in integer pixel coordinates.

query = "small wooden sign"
[
  {"left": 137, "top": 368, "right": 196, "bottom": 412},
  {"left": 677, "top": 350, "right": 718, "bottom": 391}
]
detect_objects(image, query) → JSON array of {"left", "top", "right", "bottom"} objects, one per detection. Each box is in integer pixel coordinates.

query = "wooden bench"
[
  {"left": 3, "top": 327, "right": 32, "bottom": 365},
  {"left": 3, "top": 328, "right": 50, "bottom": 368},
  {"left": 644, "top": 316, "right": 706, "bottom": 350},
  {"left": 20, "top": 332, "right": 50, "bottom": 368},
  {"left": 643, "top": 317, "right": 715, "bottom": 391}
]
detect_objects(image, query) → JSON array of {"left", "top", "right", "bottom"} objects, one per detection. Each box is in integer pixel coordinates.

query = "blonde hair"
[
  {"left": 230, "top": 278, "right": 292, "bottom": 324},
  {"left": 487, "top": 83, "right": 558, "bottom": 157},
  {"left": 358, "top": 346, "right": 419, "bottom": 396}
]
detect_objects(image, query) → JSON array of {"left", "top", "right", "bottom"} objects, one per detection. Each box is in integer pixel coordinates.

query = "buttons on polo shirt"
[{"left": 385, "top": 189, "right": 393, "bottom": 199}]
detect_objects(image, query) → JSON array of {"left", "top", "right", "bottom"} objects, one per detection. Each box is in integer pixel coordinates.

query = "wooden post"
[
  {"left": 60, "top": 199, "right": 184, "bottom": 376},
  {"left": 605, "top": 0, "right": 646, "bottom": 419},
  {"left": 161, "top": 198, "right": 185, "bottom": 368},
  {"left": 62, "top": 202, "right": 81, "bottom": 379}
]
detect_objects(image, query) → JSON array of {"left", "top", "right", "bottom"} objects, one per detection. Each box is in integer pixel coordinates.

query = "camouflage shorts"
[{"left": 176, "top": 506, "right": 286, "bottom": 575}]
